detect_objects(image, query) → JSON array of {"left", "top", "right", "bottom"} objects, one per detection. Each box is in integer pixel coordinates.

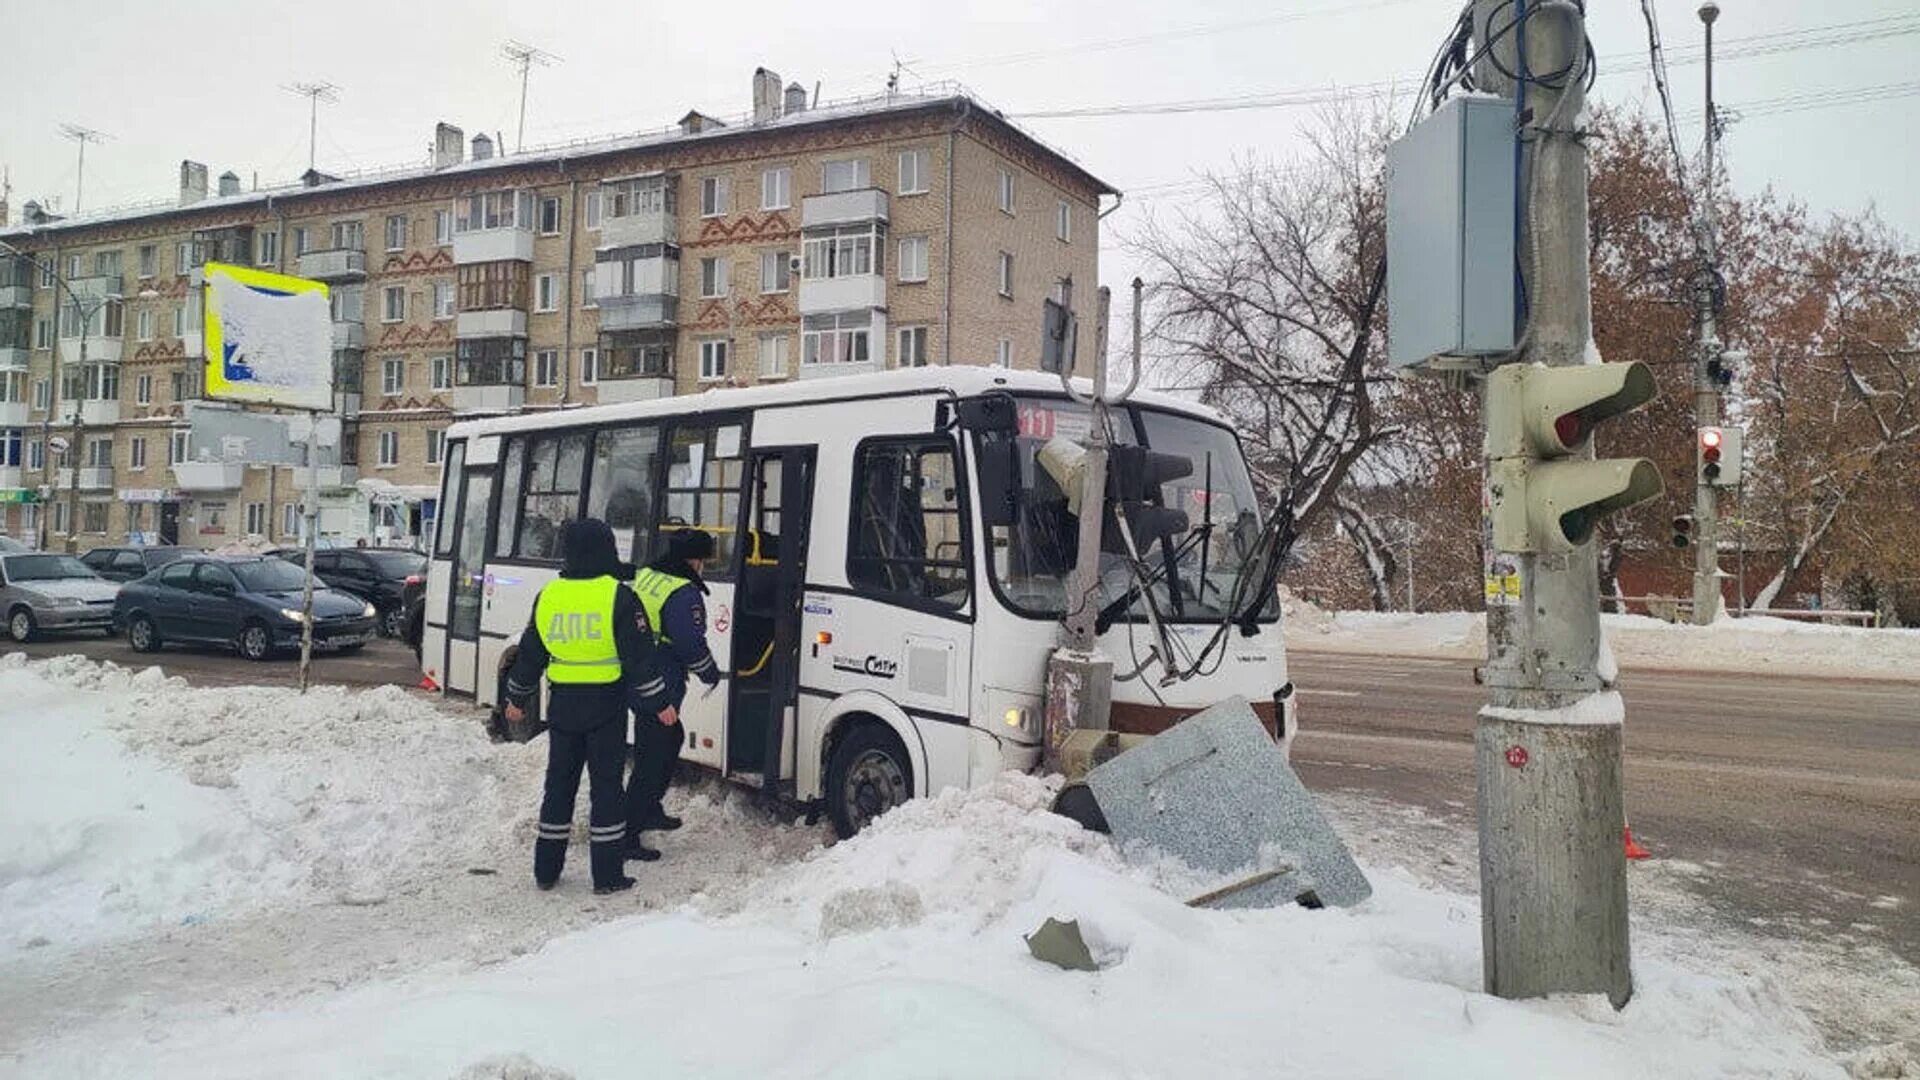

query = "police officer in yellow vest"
[
  {"left": 624, "top": 529, "right": 721, "bottom": 860},
  {"left": 504, "top": 518, "right": 672, "bottom": 894}
]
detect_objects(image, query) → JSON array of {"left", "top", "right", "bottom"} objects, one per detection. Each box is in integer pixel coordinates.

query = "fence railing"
[{"left": 1609, "top": 595, "right": 1882, "bottom": 628}]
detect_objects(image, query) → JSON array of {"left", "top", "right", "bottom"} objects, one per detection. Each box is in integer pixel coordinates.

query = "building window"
[
  {"left": 899, "top": 149, "right": 930, "bottom": 195},
  {"left": 1056, "top": 200, "right": 1073, "bottom": 242},
  {"left": 455, "top": 336, "right": 528, "bottom": 387},
  {"left": 584, "top": 190, "right": 603, "bottom": 229},
  {"left": 378, "top": 430, "right": 400, "bottom": 467},
  {"left": 760, "top": 251, "right": 791, "bottom": 294},
  {"left": 534, "top": 349, "right": 559, "bottom": 387},
  {"left": 67, "top": 253, "right": 83, "bottom": 280},
  {"left": 258, "top": 230, "right": 279, "bottom": 266},
  {"left": 292, "top": 227, "right": 311, "bottom": 256},
  {"left": 539, "top": 196, "right": 562, "bottom": 235},
  {"left": 138, "top": 244, "right": 157, "bottom": 278},
  {"left": 39, "top": 260, "right": 55, "bottom": 288},
  {"left": 802, "top": 311, "right": 871, "bottom": 367},
  {"left": 700, "top": 175, "right": 730, "bottom": 218},
  {"left": 534, "top": 274, "right": 558, "bottom": 312},
  {"left": 282, "top": 503, "right": 300, "bottom": 537},
  {"left": 430, "top": 354, "right": 452, "bottom": 392},
  {"left": 697, "top": 339, "right": 729, "bottom": 381},
  {"left": 456, "top": 190, "right": 533, "bottom": 232},
  {"left": 95, "top": 250, "right": 120, "bottom": 277},
  {"left": 434, "top": 209, "right": 453, "bottom": 246},
  {"left": 82, "top": 502, "right": 108, "bottom": 535},
  {"left": 245, "top": 501, "right": 267, "bottom": 536},
  {"left": 0, "top": 429, "right": 18, "bottom": 468},
  {"left": 700, "top": 257, "right": 729, "bottom": 299},
  {"left": 136, "top": 309, "right": 154, "bottom": 342},
  {"left": 51, "top": 500, "right": 70, "bottom": 535},
  {"left": 176, "top": 243, "right": 194, "bottom": 274},
  {"left": 34, "top": 317, "right": 51, "bottom": 350},
  {"left": 33, "top": 378, "right": 50, "bottom": 410},
  {"left": 170, "top": 429, "right": 189, "bottom": 465},
  {"left": 997, "top": 170, "right": 1015, "bottom": 214},
  {"left": 848, "top": 439, "right": 968, "bottom": 609},
  {"left": 758, "top": 332, "right": 790, "bottom": 379},
  {"left": 332, "top": 220, "right": 364, "bottom": 250},
  {"left": 581, "top": 268, "right": 597, "bottom": 308},
  {"left": 897, "top": 326, "right": 929, "bottom": 368},
  {"left": 898, "top": 236, "right": 929, "bottom": 283},
  {"left": 135, "top": 374, "right": 152, "bottom": 404},
  {"left": 997, "top": 339, "right": 1013, "bottom": 368},
  {"left": 579, "top": 347, "right": 599, "bottom": 385},
  {"left": 803, "top": 224, "right": 883, "bottom": 280},
  {"left": 426, "top": 429, "right": 445, "bottom": 465},
  {"left": 85, "top": 436, "right": 112, "bottom": 468},
  {"left": 173, "top": 306, "right": 188, "bottom": 338},
  {"left": 432, "top": 282, "right": 454, "bottom": 319},
  {"left": 997, "top": 252, "right": 1014, "bottom": 298},
  {"left": 129, "top": 436, "right": 147, "bottom": 470},
  {"left": 762, "top": 167, "right": 792, "bottom": 211},
  {"left": 27, "top": 437, "right": 45, "bottom": 470},
  {"left": 377, "top": 286, "right": 404, "bottom": 323},
  {"left": 823, "top": 158, "right": 871, "bottom": 194},
  {"left": 382, "top": 214, "right": 407, "bottom": 252},
  {"left": 381, "top": 357, "right": 405, "bottom": 396}
]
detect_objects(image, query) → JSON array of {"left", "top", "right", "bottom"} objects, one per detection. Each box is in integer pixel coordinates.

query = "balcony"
[
  {"left": 451, "top": 385, "right": 524, "bottom": 415},
  {"left": 0, "top": 466, "right": 22, "bottom": 491},
  {"left": 596, "top": 293, "right": 678, "bottom": 333},
  {"left": 0, "top": 402, "right": 26, "bottom": 427},
  {"left": 0, "top": 347, "right": 26, "bottom": 371},
  {"left": 594, "top": 376, "right": 675, "bottom": 405},
  {"left": 180, "top": 330, "right": 204, "bottom": 359},
  {"left": 452, "top": 227, "right": 534, "bottom": 265},
  {"left": 334, "top": 391, "right": 361, "bottom": 419},
  {"left": 798, "top": 273, "right": 887, "bottom": 315},
  {"left": 333, "top": 321, "right": 365, "bottom": 350},
  {"left": 58, "top": 337, "right": 123, "bottom": 365},
  {"left": 298, "top": 248, "right": 368, "bottom": 282},
  {"left": 57, "top": 399, "right": 122, "bottom": 426},
  {"left": 172, "top": 461, "right": 246, "bottom": 492},
  {"left": 455, "top": 309, "right": 528, "bottom": 339},
  {"left": 54, "top": 467, "right": 115, "bottom": 491},
  {"left": 314, "top": 465, "right": 359, "bottom": 490},
  {"left": 601, "top": 208, "right": 677, "bottom": 249},
  {"left": 801, "top": 188, "right": 889, "bottom": 229},
  {"left": 66, "top": 274, "right": 124, "bottom": 304},
  {"left": 0, "top": 284, "right": 30, "bottom": 309}
]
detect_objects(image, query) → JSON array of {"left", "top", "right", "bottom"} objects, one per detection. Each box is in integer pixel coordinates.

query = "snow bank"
[
  {"left": 12, "top": 769, "right": 1849, "bottom": 1079},
  {"left": 0, "top": 652, "right": 528, "bottom": 958},
  {"left": 1283, "top": 594, "right": 1920, "bottom": 681}
]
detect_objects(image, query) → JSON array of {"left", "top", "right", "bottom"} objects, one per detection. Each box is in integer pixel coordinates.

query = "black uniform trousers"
[
  {"left": 626, "top": 718, "right": 684, "bottom": 839},
  {"left": 537, "top": 705, "right": 629, "bottom": 889}
]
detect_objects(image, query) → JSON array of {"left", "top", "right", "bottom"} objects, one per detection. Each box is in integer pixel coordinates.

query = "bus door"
[
  {"left": 444, "top": 465, "right": 494, "bottom": 696},
  {"left": 728, "top": 445, "right": 816, "bottom": 789}
]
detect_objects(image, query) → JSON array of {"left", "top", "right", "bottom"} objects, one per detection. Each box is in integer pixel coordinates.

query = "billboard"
[{"left": 202, "top": 262, "right": 333, "bottom": 411}]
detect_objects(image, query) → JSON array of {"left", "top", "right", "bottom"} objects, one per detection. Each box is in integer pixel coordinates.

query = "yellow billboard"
[{"left": 203, "top": 262, "right": 333, "bottom": 411}]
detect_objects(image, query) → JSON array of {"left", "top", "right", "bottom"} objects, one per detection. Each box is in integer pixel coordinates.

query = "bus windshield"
[{"left": 982, "top": 399, "right": 1272, "bottom": 624}]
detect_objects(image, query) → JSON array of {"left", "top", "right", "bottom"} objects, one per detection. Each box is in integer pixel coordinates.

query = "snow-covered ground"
[
  {"left": 1283, "top": 595, "right": 1920, "bottom": 682},
  {"left": 0, "top": 653, "right": 1910, "bottom": 1078}
]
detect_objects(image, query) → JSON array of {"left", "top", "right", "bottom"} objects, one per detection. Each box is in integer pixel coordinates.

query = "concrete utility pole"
[
  {"left": 1471, "top": 0, "right": 1633, "bottom": 1008},
  {"left": 1690, "top": 0, "right": 1724, "bottom": 625}
]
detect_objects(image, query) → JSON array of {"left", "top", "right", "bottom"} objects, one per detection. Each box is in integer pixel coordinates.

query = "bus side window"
[
  {"left": 588, "top": 423, "right": 662, "bottom": 564},
  {"left": 661, "top": 422, "right": 742, "bottom": 579},
  {"left": 433, "top": 441, "right": 465, "bottom": 557},
  {"left": 516, "top": 431, "right": 589, "bottom": 561},
  {"left": 847, "top": 437, "right": 969, "bottom": 610},
  {"left": 494, "top": 437, "right": 525, "bottom": 559}
]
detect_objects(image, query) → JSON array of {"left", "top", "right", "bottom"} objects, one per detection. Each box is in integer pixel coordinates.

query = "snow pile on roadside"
[
  {"left": 13, "top": 771, "right": 1850, "bottom": 1079},
  {"left": 1282, "top": 595, "right": 1920, "bottom": 681},
  {"left": 0, "top": 652, "right": 532, "bottom": 958}
]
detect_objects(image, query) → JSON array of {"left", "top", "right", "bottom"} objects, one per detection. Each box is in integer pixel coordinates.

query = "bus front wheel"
[{"left": 825, "top": 722, "right": 914, "bottom": 840}]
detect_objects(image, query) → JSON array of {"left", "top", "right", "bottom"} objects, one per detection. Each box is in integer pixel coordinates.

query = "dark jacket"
[
  {"left": 506, "top": 520, "right": 669, "bottom": 730},
  {"left": 640, "top": 555, "right": 721, "bottom": 709}
]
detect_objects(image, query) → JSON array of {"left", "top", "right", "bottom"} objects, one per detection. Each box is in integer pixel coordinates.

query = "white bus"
[{"left": 421, "top": 367, "right": 1297, "bottom": 836}]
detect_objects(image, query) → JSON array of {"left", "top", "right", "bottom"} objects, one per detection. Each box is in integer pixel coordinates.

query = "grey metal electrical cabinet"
[{"left": 1385, "top": 94, "right": 1517, "bottom": 369}]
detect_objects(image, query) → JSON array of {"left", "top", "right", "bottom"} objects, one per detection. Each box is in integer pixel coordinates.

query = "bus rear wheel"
[{"left": 826, "top": 723, "right": 913, "bottom": 840}]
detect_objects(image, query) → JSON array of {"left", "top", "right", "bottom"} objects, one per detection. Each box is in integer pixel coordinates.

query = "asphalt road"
[
  {"left": 0, "top": 631, "right": 422, "bottom": 691},
  {"left": 1288, "top": 648, "right": 1920, "bottom": 965}
]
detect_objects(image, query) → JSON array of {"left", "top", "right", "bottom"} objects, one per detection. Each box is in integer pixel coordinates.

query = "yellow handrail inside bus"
[{"left": 737, "top": 640, "right": 774, "bottom": 677}]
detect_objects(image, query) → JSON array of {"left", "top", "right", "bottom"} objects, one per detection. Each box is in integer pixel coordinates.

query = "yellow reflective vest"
[
  {"left": 630, "top": 566, "right": 690, "bottom": 647},
  {"left": 534, "top": 575, "right": 623, "bottom": 685}
]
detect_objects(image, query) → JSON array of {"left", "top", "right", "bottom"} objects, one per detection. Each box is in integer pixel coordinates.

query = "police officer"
[
  {"left": 504, "top": 518, "right": 672, "bottom": 894},
  {"left": 625, "top": 528, "right": 721, "bottom": 860}
]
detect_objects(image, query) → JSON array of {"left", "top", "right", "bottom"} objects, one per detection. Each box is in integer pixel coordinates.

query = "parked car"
[
  {"left": 113, "top": 555, "right": 379, "bottom": 661},
  {"left": 1, "top": 551, "right": 120, "bottom": 642},
  {"left": 81, "top": 545, "right": 195, "bottom": 583},
  {"left": 0, "top": 535, "right": 34, "bottom": 553},
  {"left": 273, "top": 547, "right": 427, "bottom": 639}
]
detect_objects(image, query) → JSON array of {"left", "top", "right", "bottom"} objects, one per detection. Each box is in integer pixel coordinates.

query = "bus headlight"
[{"left": 1002, "top": 704, "right": 1042, "bottom": 742}]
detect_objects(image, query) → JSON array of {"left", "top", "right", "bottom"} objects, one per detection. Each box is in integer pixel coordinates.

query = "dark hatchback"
[
  {"left": 81, "top": 545, "right": 195, "bottom": 583},
  {"left": 113, "top": 555, "right": 380, "bottom": 661},
  {"left": 275, "top": 547, "right": 426, "bottom": 639}
]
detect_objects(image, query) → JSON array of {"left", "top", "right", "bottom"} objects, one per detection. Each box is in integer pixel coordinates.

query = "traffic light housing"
[
  {"left": 1104, "top": 443, "right": 1194, "bottom": 551},
  {"left": 1706, "top": 348, "right": 1743, "bottom": 389},
  {"left": 1670, "top": 513, "right": 1693, "bottom": 548},
  {"left": 1487, "top": 362, "right": 1664, "bottom": 553},
  {"left": 1697, "top": 425, "right": 1743, "bottom": 487}
]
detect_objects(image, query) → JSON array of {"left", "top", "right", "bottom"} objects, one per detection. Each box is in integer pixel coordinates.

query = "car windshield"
[
  {"left": 231, "top": 559, "right": 312, "bottom": 592},
  {"left": 147, "top": 548, "right": 191, "bottom": 568},
  {"left": 980, "top": 399, "right": 1274, "bottom": 624},
  {"left": 365, "top": 551, "right": 427, "bottom": 578},
  {"left": 5, "top": 554, "right": 98, "bottom": 581}
]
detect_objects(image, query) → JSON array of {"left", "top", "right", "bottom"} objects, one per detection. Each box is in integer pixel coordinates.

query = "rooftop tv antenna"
[
  {"left": 57, "top": 123, "right": 110, "bottom": 212},
  {"left": 280, "top": 81, "right": 340, "bottom": 172},
  {"left": 501, "top": 40, "right": 560, "bottom": 152}
]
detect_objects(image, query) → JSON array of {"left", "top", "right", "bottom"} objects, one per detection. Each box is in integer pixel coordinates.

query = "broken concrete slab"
[
  {"left": 1024, "top": 917, "right": 1100, "bottom": 971},
  {"left": 1082, "top": 696, "right": 1372, "bottom": 909}
]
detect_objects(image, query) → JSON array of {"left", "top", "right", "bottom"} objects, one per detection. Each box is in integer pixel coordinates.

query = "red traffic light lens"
[
  {"left": 1700, "top": 428, "right": 1723, "bottom": 449},
  {"left": 1554, "top": 413, "right": 1585, "bottom": 448},
  {"left": 1703, "top": 447, "right": 1721, "bottom": 463}
]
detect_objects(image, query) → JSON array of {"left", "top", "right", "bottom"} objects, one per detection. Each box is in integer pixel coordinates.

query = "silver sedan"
[{"left": 0, "top": 552, "right": 121, "bottom": 642}]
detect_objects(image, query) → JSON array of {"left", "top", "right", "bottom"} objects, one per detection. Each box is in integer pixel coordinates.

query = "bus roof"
[{"left": 442, "top": 367, "right": 1224, "bottom": 441}]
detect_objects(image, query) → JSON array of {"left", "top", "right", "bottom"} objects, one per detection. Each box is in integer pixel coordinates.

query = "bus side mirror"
[
  {"left": 975, "top": 435, "right": 1022, "bottom": 528},
  {"left": 945, "top": 392, "right": 1019, "bottom": 436}
]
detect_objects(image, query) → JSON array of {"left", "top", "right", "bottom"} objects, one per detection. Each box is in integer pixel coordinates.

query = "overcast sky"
[{"left": 4, "top": 0, "right": 1915, "bottom": 285}]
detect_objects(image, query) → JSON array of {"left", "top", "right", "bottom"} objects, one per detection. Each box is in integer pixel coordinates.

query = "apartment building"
[{"left": 0, "top": 73, "right": 1114, "bottom": 550}]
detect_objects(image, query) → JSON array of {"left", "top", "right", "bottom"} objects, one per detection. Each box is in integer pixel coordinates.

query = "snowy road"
[{"left": 1289, "top": 650, "right": 1920, "bottom": 985}]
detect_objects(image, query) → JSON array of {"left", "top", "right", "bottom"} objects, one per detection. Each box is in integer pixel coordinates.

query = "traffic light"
[
  {"left": 1670, "top": 513, "right": 1693, "bottom": 548},
  {"left": 1706, "top": 348, "right": 1743, "bottom": 388},
  {"left": 1486, "top": 362, "right": 1664, "bottom": 553},
  {"left": 1104, "top": 443, "right": 1194, "bottom": 551},
  {"left": 1697, "top": 425, "right": 1743, "bottom": 487}
]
